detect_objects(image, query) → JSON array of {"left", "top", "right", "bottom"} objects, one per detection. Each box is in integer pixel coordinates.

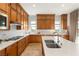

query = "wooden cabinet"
[
  {"left": 21, "top": 9, "right": 24, "bottom": 16},
  {"left": 63, "top": 35, "right": 69, "bottom": 40},
  {"left": 25, "top": 36, "right": 29, "bottom": 46},
  {"left": 18, "top": 36, "right": 29, "bottom": 55},
  {"left": 10, "top": 3, "right": 16, "bottom": 10},
  {"left": 37, "top": 14, "right": 55, "bottom": 29},
  {"left": 0, "top": 3, "right": 29, "bottom": 30},
  {"left": 6, "top": 43, "right": 18, "bottom": 56},
  {"left": 17, "top": 13, "right": 21, "bottom": 23},
  {"left": 0, "top": 36, "right": 29, "bottom": 56},
  {"left": 20, "top": 9, "right": 24, "bottom": 29},
  {"left": 16, "top": 4, "right": 21, "bottom": 13},
  {"left": 0, "top": 3, "right": 8, "bottom": 12},
  {"left": 16, "top": 4, "right": 21, "bottom": 23},
  {"left": 0, "top": 49, "right": 6, "bottom": 56},
  {"left": 61, "top": 14, "right": 67, "bottom": 29},
  {"left": 10, "top": 8, "right": 17, "bottom": 22},
  {"left": 28, "top": 35, "right": 42, "bottom": 43},
  {"left": 24, "top": 13, "right": 28, "bottom": 30},
  {"left": 18, "top": 38, "right": 26, "bottom": 55}
]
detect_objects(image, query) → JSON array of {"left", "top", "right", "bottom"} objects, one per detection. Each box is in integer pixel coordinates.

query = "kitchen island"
[{"left": 42, "top": 36, "right": 79, "bottom": 56}]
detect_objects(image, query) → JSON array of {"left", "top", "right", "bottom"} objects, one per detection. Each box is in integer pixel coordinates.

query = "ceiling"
[{"left": 20, "top": 3, "right": 79, "bottom": 15}]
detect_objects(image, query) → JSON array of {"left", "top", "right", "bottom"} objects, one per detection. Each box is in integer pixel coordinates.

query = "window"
[
  {"left": 29, "top": 16, "right": 37, "bottom": 30},
  {"left": 30, "top": 21, "right": 37, "bottom": 30}
]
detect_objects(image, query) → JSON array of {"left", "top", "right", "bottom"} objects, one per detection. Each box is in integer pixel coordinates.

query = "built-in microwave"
[{"left": 0, "top": 12, "right": 8, "bottom": 29}]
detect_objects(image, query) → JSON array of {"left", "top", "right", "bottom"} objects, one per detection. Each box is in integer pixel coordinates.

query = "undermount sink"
[
  {"left": 45, "top": 40, "right": 61, "bottom": 48},
  {"left": 45, "top": 40, "right": 55, "bottom": 43}
]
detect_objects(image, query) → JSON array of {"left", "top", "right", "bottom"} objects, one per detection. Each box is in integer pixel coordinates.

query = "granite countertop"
[
  {"left": 0, "top": 34, "right": 29, "bottom": 50},
  {"left": 42, "top": 36, "right": 79, "bottom": 56},
  {"left": 0, "top": 32, "right": 78, "bottom": 56}
]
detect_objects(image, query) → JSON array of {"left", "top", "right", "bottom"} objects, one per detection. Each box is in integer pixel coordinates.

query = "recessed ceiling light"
[
  {"left": 61, "top": 4, "right": 65, "bottom": 7},
  {"left": 33, "top": 4, "right": 36, "bottom": 7}
]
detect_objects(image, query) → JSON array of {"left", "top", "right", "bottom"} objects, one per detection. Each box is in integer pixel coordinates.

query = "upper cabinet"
[
  {"left": 24, "top": 12, "right": 28, "bottom": 30},
  {"left": 20, "top": 7, "right": 29, "bottom": 30},
  {"left": 0, "top": 3, "right": 9, "bottom": 13},
  {"left": 37, "top": 14, "right": 55, "bottom": 29},
  {"left": 0, "top": 4, "right": 10, "bottom": 30},
  {"left": 10, "top": 3, "right": 17, "bottom": 23},
  {"left": 10, "top": 8, "right": 17, "bottom": 22},
  {"left": 17, "top": 13, "right": 21, "bottom": 23},
  {"left": 61, "top": 14, "right": 67, "bottom": 30},
  {"left": 10, "top": 3, "right": 17, "bottom": 10},
  {"left": 0, "top": 3, "right": 29, "bottom": 30},
  {"left": 16, "top": 4, "right": 21, "bottom": 13}
]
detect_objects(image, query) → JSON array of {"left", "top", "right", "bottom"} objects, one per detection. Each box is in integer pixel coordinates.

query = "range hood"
[{"left": 10, "top": 21, "right": 22, "bottom": 26}]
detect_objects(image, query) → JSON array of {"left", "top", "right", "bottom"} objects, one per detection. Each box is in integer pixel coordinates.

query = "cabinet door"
[
  {"left": 17, "top": 13, "right": 21, "bottom": 23},
  {"left": 24, "top": 17, "right": 26, "bottom": 30},
  {"left": 63, "top": 35, "right": 69, "bottom": 40},
  {"left": 6, "top": 43, "right": 18, "bottom": 56},
  {"left": 37, "top": 14, "right": 55, "bottom": 29},
  {"left": 16, "top": 4, "right": 21, "bottom": 13},
  {"left": 0, "top": 3, "right": 8, "bottom": 12},
  {"left": 21, "top": 16, "right": 24, "bottom": 29},
  {"left": 25, "top": 36, "right": 29, "bottom": 47},
  {"left": 28, "top": 35, "right": 42, "bottom": 43},
  {"left": 10, "top": 3, "right": 16, "bottom": 10},
  {"left": 0, "top": 49, "right": 6, "bottom": 56},
  {"left": 61, "top": 14, "right": 67, "bottom": 29},
  {"left": 18, "top": 38, "right": 26, "bottom": 55},
  {"left": 10, "top": 8, "right": 17, "bottom": 22}
]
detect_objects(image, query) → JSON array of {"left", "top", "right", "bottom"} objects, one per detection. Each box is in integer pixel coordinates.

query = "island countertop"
[{"left": 42, "top": 36, "right": 79, "bottom": 56}]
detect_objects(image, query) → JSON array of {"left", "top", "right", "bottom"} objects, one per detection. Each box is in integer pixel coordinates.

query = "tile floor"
[{"left": 21, "top": 43, "right": 42, "bottom": 56}]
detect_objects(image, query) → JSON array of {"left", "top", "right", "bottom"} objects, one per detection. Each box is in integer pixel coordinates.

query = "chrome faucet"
[{"left": 53, "top": 32, "right": 60, "bottom": 44}]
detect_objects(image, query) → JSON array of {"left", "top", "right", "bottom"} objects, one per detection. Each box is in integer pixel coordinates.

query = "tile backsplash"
[{"left": 0, "top": 30, "right": 26, "bottom": 39}]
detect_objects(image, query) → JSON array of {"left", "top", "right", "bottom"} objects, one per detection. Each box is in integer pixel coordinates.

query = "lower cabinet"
[
  {"left": 28, "top": 35, "right": 42, "bottom": 43},
  {"left": 25, "top": 36, "right": 29, "bottom": 47},
  {"left": 0, "top": 35, "right": 39, "bottom": 56},
  {"left": 0, "top": 49, "right": 6, "bottom": 56},
  {"left": 6, "top": 43, "right": 18, "bottom": 56},
  {"left": 18, "top": 37, "right": 26, "bottom": 55},
  {"left": 63, "top": 35, "right": 69, "bottom": 40}
]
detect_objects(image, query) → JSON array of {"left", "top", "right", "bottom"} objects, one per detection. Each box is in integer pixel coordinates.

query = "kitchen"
[{"left": 0, "top": 3, "right": 79, "bottom": 56}]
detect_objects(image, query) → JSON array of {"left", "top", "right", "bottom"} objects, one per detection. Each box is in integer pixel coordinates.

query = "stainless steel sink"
[
  {"left": 45, "top": 40, "right": 61, "bottom": 48},
  {"left": 45, "top": 40, "right": 55, "bottom": 43}
]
